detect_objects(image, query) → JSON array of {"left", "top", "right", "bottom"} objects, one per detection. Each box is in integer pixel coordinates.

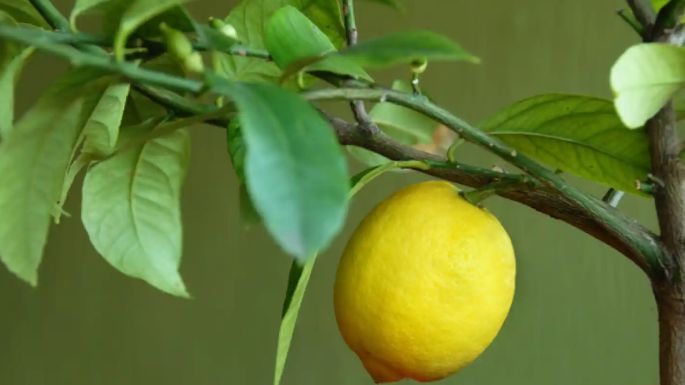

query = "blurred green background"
[{"left": 0, "top": 1, "right": 660, "bottom": 384}]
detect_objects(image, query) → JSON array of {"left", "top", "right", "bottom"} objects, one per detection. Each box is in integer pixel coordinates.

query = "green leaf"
[
  {"left": 610, "top": 43, "right": 685, "bottom": 128},
  {"left": 0, "top": 69, "right": 111, "bottom": 284},
  {"left": 481, "top": 94, "right": 651, "bottom": 193},
  {"left": 265, "top": 6, "right": 371, "bottom": 81},
  {"left": 338, "top": 30, "right": 479, "bottom": 69},
  {"left": 216, "top": 0, "right": 345, "bottom": 82},
  {"left": 196, "top": 23, "right": 239, "bottom": 52},
  {"left": 81, "top": 126, "right": 190, "bottom": 297},
  {"left": 0, "top": 15, "right": 33, "bottom": 139},
  {"left": 0, "top": 0, "right": 47, "bottom": 27},
  {"left": 274, "top": 258, "right": 315, "bottom": 385},
  {"left": 212, "top": 77, "right": 349, "bottom": 260},
  {"left": 70, "top": 0, "right": 111, "bottom": 28},
  {"left": 226, "top": 120, "right": 262, "bottom": 227},
  {"left": 114, "top": 0, "right": 189, "bottom": 60},
  {"left": 82, "top": 82, "right": 131, "bottom": 157},
  {"left": 53, "top": 81, "right": 131, "bottom": 222}
]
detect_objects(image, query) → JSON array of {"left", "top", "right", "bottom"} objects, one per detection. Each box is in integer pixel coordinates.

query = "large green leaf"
[
  {"left": 0, "top": 14, "right": 33, "bottom": 139},
  {"left": 265, "top": 5, "right": 371, "bottom": 81},
  {"left": 611, "top": 43, "right": 685, "bottom": 128},
  {"left": 81, "top": 127, "right": 190, "bottom": 297},
  {"left": 113, "top": 0, "right": 189, "bottom": 59},
  {"left": 216, "top": 0, "right": 345, "bottom": 82},
  {"left": 213, "top": 78, "right": 349, "bottom": 260},
  {"left": 0, "top": 0, "right": 47, "bottom": 27},
  {"left": 0, "top": 69, "right": 110, "bottom": 284},
  {"left": 338, "top": 30, "right": 479, "bottom": 69},
  {"left": 481, "top": 94, "right": 650, "bottom": 193}
]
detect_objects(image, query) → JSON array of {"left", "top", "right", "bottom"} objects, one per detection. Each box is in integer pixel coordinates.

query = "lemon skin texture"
[{"left": 334, "top": 181, "right": 516, "bottom": 383}]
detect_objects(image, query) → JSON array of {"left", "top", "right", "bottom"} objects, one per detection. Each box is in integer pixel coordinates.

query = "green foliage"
[
  {"left": 213, "top": 78, "right": 349, "bottom": 261},
  {"left": 0, "top": 69, "right": 112, "bottom": 284},
  {"left": 481, "top": 94, "right": 650, "bottom": 193},
  {"left": 274, "top": 258, "right": 315, "bottom": 385},
  {"left": 0, "top": 14, "right": 33, "bottom": 139},
  {"left": 265, "top": 5, "right": 371, "bottom": 81},
  {"left": 611, "top": 43, "right": 685, "bottom": 128},
  {"left": 114, "top": 0, "right": 190, "bottom": 60},
  {"left": 349, "top": 80, "right": 439, "bottom": 166},
  {"left": 338, "top": 30, "right": 479, "bottom": 69},
  {"left": 81, "top": 126, "right": 191, "bottom": 297},
  {"left": 81, "top": 82, "right": 132, "bottom": 157},
  {"left": 0, "top": 0, "right": 47, "bottom": 27}
]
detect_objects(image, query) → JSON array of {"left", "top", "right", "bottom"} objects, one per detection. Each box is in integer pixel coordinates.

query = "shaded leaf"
[
  {"left": 81, "top": 126, "right": 190, "bottom": 296},
  {"left": 611, "top": 43, "right": 685, "bottom": 128},
  {"left": 481, "top": 94, "right": 650, "bottom": 193},
  {"left": 0, "top": 0, "right": 47, "bottom": 27},
  {"left": 226, "top": 120, "right": 262, "bottom": 227},
  {"left": 338, "top": 30, "right": 479, "bottom": 69},
  {"left": 265, "top": 5, "right": 371, "bottom": 81},
  {"left": 212, "top": 77, "right": 349, "bottom": 260},
  {"left": 0, "top": 69, "right": 111, "bottom": 284},
  {"left": 113, "top": 0, "right": 190, "bottom": 59}
]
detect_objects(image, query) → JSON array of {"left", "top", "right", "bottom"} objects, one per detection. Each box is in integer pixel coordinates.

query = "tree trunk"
[{"left": 656, "top": 285, "right": 685, "bottom": 385}]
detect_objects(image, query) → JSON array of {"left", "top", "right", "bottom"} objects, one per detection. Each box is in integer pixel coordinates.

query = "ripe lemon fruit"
[{"left": 334, "top": 181, "right": 516, "bottom": 383}]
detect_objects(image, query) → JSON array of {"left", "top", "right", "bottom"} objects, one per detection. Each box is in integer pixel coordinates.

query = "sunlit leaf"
[
  {"left": 81, "top": 126, "right": 190, "bottom": 296},
  {"left": 0, "top": 69, "right": 110, "bottom": 284},
  {"left": 611, "top": 43, "right": 685, "bottom": 128},
  {"left": 482, "top": 94, "right": 650, "bottom": 193}
]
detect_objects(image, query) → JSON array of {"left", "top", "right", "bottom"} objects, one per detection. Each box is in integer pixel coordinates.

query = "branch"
[
  {"left": 0, "top": 22, "right": 667, "bottom": 278},
  {"left": 627, "top": 0, "right": 657, "bottom": 33},
  {"left": 29, "top": 0, "right": 71, "bottom": 31},
  {"left": 341, "top": 0, "right": 377, "bottom": 137},
  {"left": 307, "top": 87, "right": 667, "bottom": 276}
]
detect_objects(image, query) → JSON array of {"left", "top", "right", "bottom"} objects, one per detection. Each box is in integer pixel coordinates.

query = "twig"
[
  {"left": 341, "top": 0, "right": 378, "bottom": 136},
  {"left": 29, "top": 0, "right": 71, "bottom": 32},
  {"left": 627, "top": 0, "right": 657, "bottom": 34}
]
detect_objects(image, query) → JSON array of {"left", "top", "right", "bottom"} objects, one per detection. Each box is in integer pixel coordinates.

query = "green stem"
[
  {"left": 342, "top": 0, "right": 358, "bottom": 46},
  {"left": 29, "top": 0, "right": 71, "bottom": 31}
]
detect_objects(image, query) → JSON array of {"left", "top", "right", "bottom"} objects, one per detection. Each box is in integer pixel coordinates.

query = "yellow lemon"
[{"left": 334, "top": 181, "right": 516, "bottom": 383}]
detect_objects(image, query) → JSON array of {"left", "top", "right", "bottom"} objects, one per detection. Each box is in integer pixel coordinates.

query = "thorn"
[{"left": 491, "top": 165, "right": 504, "bottom": 173}]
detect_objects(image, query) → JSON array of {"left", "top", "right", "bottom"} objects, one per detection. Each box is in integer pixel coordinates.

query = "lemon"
[{"left": 334, "top": 181, "right": 516, "bottom": 383}]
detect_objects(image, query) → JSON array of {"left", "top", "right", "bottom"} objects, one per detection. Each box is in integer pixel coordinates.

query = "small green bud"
[
  {"left": 209, "top": 17, "right": 238, "bottom": 40},
  {"left": 411, "top": 58, "right": 428, "bottom": 74},
  {"left": 160, "top": 22, "right": 193, "bottom": 59}
]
